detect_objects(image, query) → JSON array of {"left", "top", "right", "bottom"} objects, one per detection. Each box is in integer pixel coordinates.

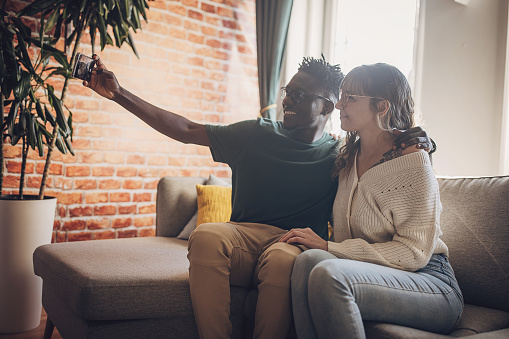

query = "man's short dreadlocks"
[{"left": 298, "top": 55, "right": 343, "bottom": 102}]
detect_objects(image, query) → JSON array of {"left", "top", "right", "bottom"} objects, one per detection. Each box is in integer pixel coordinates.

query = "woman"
[{"left": 280, "top": 63, "right": 463, "bottom": 339}]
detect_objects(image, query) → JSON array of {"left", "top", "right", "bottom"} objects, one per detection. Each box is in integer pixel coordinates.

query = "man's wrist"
[{"left": 112, "top": 86, "right": 126, "bottom": 103}]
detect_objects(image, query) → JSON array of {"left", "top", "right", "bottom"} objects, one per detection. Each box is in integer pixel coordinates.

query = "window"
[{"left": 329, "top": 0, "right": 419, "bottom": 134}]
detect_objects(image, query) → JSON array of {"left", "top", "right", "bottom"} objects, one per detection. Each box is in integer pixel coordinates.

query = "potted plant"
[
  {"left": 0, "top": 0, "right": 150, "bottom": 332},
  {"left": 0, "top": 9, "right": 73, "bottom": 333},
  {"left": 16, "top": 0, "right": 149, "bottom": 199}
]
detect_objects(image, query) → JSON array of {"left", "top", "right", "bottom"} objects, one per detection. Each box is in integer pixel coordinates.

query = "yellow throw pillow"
[{"left": 196, "top": 184, "right": 232, "bottom": 226}]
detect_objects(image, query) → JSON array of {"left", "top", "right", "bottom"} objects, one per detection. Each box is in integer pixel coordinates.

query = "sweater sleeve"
[{"left": 328, "top": 155, "right": 443, "bottom": 271}]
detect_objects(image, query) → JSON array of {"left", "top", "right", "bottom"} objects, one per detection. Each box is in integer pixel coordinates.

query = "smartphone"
[{"left": 72, "top": 53, "right": 96, "bottom": 82}]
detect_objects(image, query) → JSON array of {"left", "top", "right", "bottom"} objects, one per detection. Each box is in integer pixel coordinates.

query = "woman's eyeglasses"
[
  {"left": 339, "top": 91, "right": 387, "bottom": 107},
  {"left": 281, "top": 87, "right": 332, "bottom": 105}
]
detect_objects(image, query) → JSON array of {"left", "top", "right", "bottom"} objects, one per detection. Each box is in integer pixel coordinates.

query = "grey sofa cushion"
[
  {"left": 437, "top": 176, "right": 509, "bottom": 313},
  {"left": 452, "top": 304, "right": 509, "bottom": 336},
  {"left": 364, "top": 322, "right": 452, "bottom": 338},
  {"left": 364, "top": 304, "right": 509, "bottom": 338},
  {"left": 156, "top": 177, "right": 207, "bottom": 237},
  {"left": 34, "top": 237, "right": 193, "bottom": 320},
  {"left": 34, "top": 236, "right": 249, "bottom": 322}
]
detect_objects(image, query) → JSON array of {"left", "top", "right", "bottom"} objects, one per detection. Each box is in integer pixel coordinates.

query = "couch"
[{"left": 34, "top": 175, "right": 509, "bottom": 339}]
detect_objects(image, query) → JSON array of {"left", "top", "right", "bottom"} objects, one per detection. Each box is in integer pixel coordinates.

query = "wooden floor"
[{"left": 0, "top": 309, "right": 62, "bottom": 339}]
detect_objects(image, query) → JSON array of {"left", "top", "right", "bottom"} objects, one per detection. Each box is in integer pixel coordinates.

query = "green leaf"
[
  {"left": 64, "top": 134, "right": 74, "bottom": 155},
  {"left": 38, "top": 120, "right": 53, "bottom": 139},
  {"left": 66, "top": 110, "right": 74, "bottom": 142},
  {"left": 10, "top": 124, "right": 22, "bottom": 145},
  {"left": 14, "top": 32, "right": 35, "bottom": 75},
  {"left": 138, "top": 0, "right": 148, "bottom": 21},
  {"left": 49, "top": 90, "right": 69, "bottom": 135},
  {"left": 97, "top": 14, "right": 108, "bottom": 50},
  {"left": 33, "top": 40, "right": 71, "bottom": 69},
  {"left": 50, "top": 50, "right": 70, "bottom": 69},
  {"left": 98, "top": 0, "right": 105, "bottom": 16},
  {"left": 28, "top": 88, "right": 37, "bottom": 102},
  {"left": 9, "top": 17, "right": 31, "bottom": 38},
  {"left": 55, "top": 130, "right": 66, "bottom": 154},
  {"left": 124, "top": 0, "right": 132, "bottom": 20},
  {"left": 1, "top": 41, "right": 17, "bottom": 97},
  {"left": 39, "top": 9, "right": 45, "bottom": 41},
  {"left": 52, "top": 11, "right": 64, "bottom": 43},
  {"left": 42, "top": 52, "right": 50, "bottom": 69},
  {"left": 106, "top": 33, "right": 114, "bottom": 46},
  {"left": 28, "top": 37, "right": 64, "bottom": 54},
  {"left": 89, "top": 21, "right": 97, "bottom": 51},
  {"left": 35, "top": 98, "right": 46, "bottom": 122},
  {"left": 13, "top": 71, "right": 31, "bottom": 101},
  {"left": 113, "top": 24, "right": 121, "bottom": 47},
  {"left": 47, "top": 67, "right": 71, "bottom": 78},
  {"left": 79, "top": 0, "right": 88, "bottom": 13},
  {"left": 19, "top": 105, "right": 27, "bottom": 130},
  {"left": 44, "top": 104, "right": 56, "bottom": 126},
  {"left": 6, "top": 100, "right": 19, "bottom": 136},
  {"left": 16, "top": 0, "right": 59, "bottom": 17},
  {"left": 132, "top": 7, "right": 141, "bottom": 29},
  {"left": 66, "top": 25, "right": 77, "bottom": 46},
  {"left": 106, "top": 0, "right": 115, "bottom": 10},
  {"left": 36, "top": 122, "right": 44, "bottom": 156},
  {"left": 126, "top": 31, "right": 139, "bottom": 58},
  {"left": 27, "top": 111, "right": 37, "bottom": 150},
  {"left": 44, "top": 7, "right": 60, "bottom": 33},
  {"left": 10, "top": 107, "right": 27, "bottom": 146}
]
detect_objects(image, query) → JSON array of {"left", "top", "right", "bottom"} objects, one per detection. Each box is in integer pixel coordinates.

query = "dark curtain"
[{"left": 256, "top": 0, "right": 294, "bottom": 120}]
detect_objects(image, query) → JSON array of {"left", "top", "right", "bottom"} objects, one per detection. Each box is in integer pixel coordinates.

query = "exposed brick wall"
[{"left": 2, "top": 0, "right": 260, "bottom": 242}]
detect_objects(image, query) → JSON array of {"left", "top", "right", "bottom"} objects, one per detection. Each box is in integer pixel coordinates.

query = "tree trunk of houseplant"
[
  {"left": 0, "top": 195, "right": 56, "bottom": 333},
  {"left": 1, "top": 93, "right": 4, "bottom": 193}
]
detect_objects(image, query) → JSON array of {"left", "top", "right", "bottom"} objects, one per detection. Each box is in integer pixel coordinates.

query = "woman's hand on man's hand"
[{"left": 279, "top": 228, "right": 328, "bottom": 251}]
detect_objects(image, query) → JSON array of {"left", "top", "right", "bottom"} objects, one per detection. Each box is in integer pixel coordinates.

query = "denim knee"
[
  {"left": 309, "top": 260, "right": 351, "bottom": 298},
  {"left": 292, "top": 250, "right": 337, "bottom": 292},
  {"left": 293, "top": 250, "right": 336, "bottom": 277}
]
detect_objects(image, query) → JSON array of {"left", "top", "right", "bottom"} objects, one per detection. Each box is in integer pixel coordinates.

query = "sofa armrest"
[{"left": 156, "top": 177, "right": 206, "bottom": 237}]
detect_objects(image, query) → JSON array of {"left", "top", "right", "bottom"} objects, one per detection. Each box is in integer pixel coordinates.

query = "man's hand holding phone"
[{"left": 75, "top": 54, "right": 120, "bottom": 100}]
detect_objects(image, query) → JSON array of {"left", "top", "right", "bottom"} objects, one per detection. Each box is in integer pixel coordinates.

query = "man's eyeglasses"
[
  {"left": 339, "top": 91, "right": 388, "bottom": 107},
  {"left": 281, "top": 87, "right": 332, "bottom": 105}
]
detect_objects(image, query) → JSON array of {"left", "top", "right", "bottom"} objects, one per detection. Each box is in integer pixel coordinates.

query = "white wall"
[{"left": 415, "top": 0, "right": 508, "bottom": 176}]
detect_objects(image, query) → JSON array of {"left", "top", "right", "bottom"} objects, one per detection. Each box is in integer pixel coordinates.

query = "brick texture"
[{"left": 2, "top": 0, "right": 259, "bottom": 242}]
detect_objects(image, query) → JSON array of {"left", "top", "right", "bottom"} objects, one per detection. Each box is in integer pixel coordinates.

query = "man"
[{"left": 84, "top": 55, "right": 429, "bottom": 339}]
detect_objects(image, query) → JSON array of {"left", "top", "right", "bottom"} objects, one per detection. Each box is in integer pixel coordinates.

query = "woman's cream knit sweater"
[{"left": 330, "top": 151, "right": 448, "bottom": 272}]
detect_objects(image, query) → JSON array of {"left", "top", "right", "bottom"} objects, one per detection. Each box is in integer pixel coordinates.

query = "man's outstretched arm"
[{"left": 84, "top": 55, "right": 210, "bottom": 147}]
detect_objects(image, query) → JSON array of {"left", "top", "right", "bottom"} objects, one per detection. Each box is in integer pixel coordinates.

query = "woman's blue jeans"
[{"left": 291, "top": 250, "right": 464, "bottom": 339}]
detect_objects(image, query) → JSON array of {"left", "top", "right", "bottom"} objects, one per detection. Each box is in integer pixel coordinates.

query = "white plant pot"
[{"left": 0, "top": 195, "right": 56, "bottom": 333}]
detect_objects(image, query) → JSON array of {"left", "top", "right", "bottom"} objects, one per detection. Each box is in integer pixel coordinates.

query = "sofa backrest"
[
  {"left": 438, "top": 175, "right": 509, "bottom": 313},
  {"left": 156, "top": 177, "right": 207, "bottom": 237}
]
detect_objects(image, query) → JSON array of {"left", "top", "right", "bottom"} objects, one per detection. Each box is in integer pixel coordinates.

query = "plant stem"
[
  {"left": 39, "top": 18, "right": 84, "bottom": 199},
  {"left": 0, "top": 93, "right": 4, "bottom": 194},
  {"left": 20, "top": 136, "right": 28, "bottom": 199}
]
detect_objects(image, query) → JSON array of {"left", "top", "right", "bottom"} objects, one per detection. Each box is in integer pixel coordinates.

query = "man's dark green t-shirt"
[{"left": 206, "top": 118, "right": 338, "bottom": 240}]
